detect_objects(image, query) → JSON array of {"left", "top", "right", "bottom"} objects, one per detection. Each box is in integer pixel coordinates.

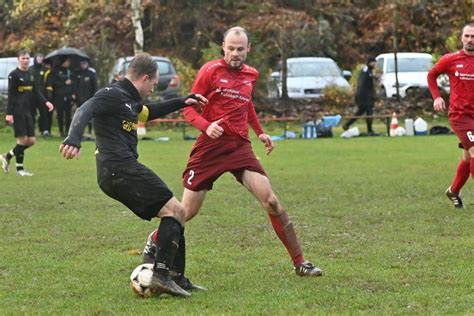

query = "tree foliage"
[{"left": 0, "top": 0, "right": 472, "bottom": 93}]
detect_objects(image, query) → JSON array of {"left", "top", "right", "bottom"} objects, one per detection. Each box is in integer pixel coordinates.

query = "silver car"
[{"left": 109, "top": 56, "right": 181, "bottom": 100}]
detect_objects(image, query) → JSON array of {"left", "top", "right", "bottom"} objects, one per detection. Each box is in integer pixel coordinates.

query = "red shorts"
[
  {"left": 183, "top": 135, "right": 266, "bottom": 191},
  {"left": 449, "top": 115, "right": 474, "bottom": 150}
]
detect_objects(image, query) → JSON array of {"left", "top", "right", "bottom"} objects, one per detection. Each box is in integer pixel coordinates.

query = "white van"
[
  {"left": 375, "top": 52, "right": 448, "bottom": 98},
  {"left": 270, "top": 57, "right": 351, "bottom": 99}
]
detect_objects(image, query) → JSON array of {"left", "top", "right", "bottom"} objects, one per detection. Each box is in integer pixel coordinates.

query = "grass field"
[{"left": 0, "top": 125, "right": 473, "bottom": 314}]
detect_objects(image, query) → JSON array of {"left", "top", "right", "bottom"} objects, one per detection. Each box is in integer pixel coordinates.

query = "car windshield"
[
  {"left": 287, "top": 61, "right": 341, "bottom": 77},
  {"left": 124, "top": 60, "right": 172, "bottom": 75},
  {"left": 386, "top": 57, "right": 432, "bottom": 73}
]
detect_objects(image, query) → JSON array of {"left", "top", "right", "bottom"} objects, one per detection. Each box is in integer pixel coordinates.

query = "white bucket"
[{"left": 414, "top": 117, "right": 428, "bottom": 135}]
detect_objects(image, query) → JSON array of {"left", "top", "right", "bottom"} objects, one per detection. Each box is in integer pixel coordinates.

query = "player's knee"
[{"left": 262, "top": 193, "right": 280, "bottom": 215}]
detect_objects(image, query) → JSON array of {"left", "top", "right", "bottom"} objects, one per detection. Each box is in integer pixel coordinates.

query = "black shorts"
[
  {"left": 98, "top": 161, "right": 174, "bottom": 221},
  {"left": 13, "top": 112, "right": 35, "bottom": 137}
]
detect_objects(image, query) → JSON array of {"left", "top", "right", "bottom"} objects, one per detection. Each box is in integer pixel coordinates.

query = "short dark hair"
[
  {"left": 223, "top": 26, "right": 250, "bottom": 45},
  {"left": 127, "top": 53, "right": 158, "bottom": 80},
  {"left": 18, "top": 50, "right": 30, "bottom": 57},
  {"left": 462, "top": 22, "right": 474, "bottom": 34}
]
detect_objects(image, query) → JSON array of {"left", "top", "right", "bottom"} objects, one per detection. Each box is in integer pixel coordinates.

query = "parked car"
[
  {"left": 0, "top": 57, "right": 33, "bottom": 96},
  {"left": 375, "top": 52, "right": 449, "bottom": 98},
  {"left": 269, "top": 57, "right": 352, "bottom": 99},
  {"left": 109, "top": 56, "right": 181, "bottom": 100}
]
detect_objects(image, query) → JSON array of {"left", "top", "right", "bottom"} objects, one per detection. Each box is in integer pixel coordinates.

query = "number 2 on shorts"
[{"left": 187, "top": 170, "right": 195, "bottom": 185}]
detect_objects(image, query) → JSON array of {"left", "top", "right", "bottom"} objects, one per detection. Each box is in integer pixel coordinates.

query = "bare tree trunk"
[{"left": 131, "top": 0, "right": 144, "bottom": 55}]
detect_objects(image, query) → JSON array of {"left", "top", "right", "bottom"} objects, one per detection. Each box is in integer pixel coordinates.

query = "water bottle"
[
  {"left": 303, "top": 121, "right": 317, "bottom": 139},
  {"left": 405, "top": 119, "right": 414, "bottom": 136}
]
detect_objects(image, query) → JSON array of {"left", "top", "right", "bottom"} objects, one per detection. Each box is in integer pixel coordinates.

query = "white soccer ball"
[
  {"left": 395, "top": 126, "right": 406, "bottom": 136},
  {"left": 129, "top": 263, "right": 159, "bottom": 297}
]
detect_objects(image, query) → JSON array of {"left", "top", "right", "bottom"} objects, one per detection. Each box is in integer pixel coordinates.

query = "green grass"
[{"left": 0, "top": 125, "right": 473, "bottom": 315}]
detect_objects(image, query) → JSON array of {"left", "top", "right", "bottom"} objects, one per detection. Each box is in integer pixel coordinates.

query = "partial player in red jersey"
[
  {"left": 145, "top": 26, "right": 322, "bottom": 279},
  {"left": 427, "top": 23, "right": 474, "bottom": 208}
]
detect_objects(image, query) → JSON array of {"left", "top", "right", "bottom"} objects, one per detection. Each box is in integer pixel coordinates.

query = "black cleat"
[
  {"left": 446, "top": 187, "right": 464, "bottom": 209},
  {"left": 295, "top": 260, "right": 323, "bottom": 277},
  {"left": 173, "top": 274, "right": 207, "bottom": 292},
  {"left": 150, "top": 270, "right": 191, "bottom": 297}
]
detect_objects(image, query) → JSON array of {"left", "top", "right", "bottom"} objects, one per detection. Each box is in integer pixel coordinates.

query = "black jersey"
[
  {"left": 7, "top": 67, "right": 47, "bottom": 115},
  {"left": 63, "top": 78, "right": 195, "bottom": 174}
]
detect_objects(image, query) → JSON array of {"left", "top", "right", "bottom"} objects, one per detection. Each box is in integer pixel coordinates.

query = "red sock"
[
  {"left": 470, "top": 158, "right": 474, "bottom": 179},
  {"left": 269, "top": 212, "right": 304, "bottom": 266},
  {"left": 451, "top": 160, "right": 470, "bottom": 194}
]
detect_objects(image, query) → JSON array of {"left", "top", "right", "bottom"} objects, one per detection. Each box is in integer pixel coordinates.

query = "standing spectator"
[
  {"left": 148, "top": 26, "right": 323, "bottom": 281},
  {"left": 40, "top": 59, "right": 54, "bottom": 137},
  {"left": 1, "top": 50, "right": 54, "bottom": 176},
  {"left": 342, "top": 55, "right": 377, "bottom": 135},
  {"left": 428, "top": 23, "right": 474, "bottom": 209},
  {"left": 52, "top": 57, "right": 75, "bottom": 137},
  {"left": 74, "top": 59, "right": 98, "bottom": 135},
  {"left": 29, "top": 54, "right": 45, "bottom": 123}
]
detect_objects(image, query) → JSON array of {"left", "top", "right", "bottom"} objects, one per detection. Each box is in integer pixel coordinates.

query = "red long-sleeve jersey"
[
  {"left": 427, "top": 50, "right": 474, "bottom": 120},
  {"left": 184, "top": 58, "right": 264, "bottom": 140}
]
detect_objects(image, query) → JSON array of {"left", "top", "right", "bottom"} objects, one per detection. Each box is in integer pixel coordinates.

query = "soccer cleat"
[
  {"left": 295, "top": 260, "right": 323, "bottom": 277},
  {"left": 16, "top": 169, "right": 34, "bottom": 177},
  {"left": 1, "top": 154, "right": 10, "bottom": 173},
  {"left": 150, "top": 270, "right": 191, "bottom": 297},
  {"left": 446, "top": 187, "right": 464, "bottom": 209},
  {"left": 143, "top": 230, "right": 157, "bottom": 264},
  {"left": 172, "top": 274, "right": 207, "bottom": 292}
]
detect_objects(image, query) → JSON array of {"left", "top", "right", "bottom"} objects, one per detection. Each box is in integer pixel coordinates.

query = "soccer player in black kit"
[
  {"left": 1, "top": 50, "right": 54, "bottom": 176},
  {"left": 59, "top": 53, "right": 208, "bottom": 298}
]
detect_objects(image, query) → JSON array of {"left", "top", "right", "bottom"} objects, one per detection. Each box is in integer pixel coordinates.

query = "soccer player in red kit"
[
  {"left": 428, "top": 23, "right": 474, "bottom": 208},
  {"left": 180, "top": 26, "right": 322, "bottom": 277}
]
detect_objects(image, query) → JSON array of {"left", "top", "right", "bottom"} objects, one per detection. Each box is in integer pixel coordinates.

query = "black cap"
[{"left": 367, "top": 55, "right": 376, "bottom": 64}]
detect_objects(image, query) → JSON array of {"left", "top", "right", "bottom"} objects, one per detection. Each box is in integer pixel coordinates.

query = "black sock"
[
  {"left": 12, "top": 145, "right": 27, "bottom": 170},
  {"left": 171, "top": 227, "right": 186, "bottom": 277},
  {"left": 154, "top": 217, "right": 182, "bottom": 277}
]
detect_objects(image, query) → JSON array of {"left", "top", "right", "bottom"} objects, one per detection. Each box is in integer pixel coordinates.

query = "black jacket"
[
  {"left": 74, "top": 68, "right": 98, "bottom": 106},
  {"left": 52, "top": 66, "right": 74, "bottom": 97},
  {"left": 355, "top": 64, "right": 375, "bottom": 105}
]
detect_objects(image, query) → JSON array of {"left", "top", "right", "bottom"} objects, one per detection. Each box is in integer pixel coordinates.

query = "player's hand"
[
  {"left": 65, "top": 79, "right": 72, "bottom": 85},
  {"left": 45, "top": 101, "right": 54, "bottom": 112},
  {"left": 258, "top": 133, "right": 274, "bottom": 155},
  {"left": 59, "top": 144, "right": 81, "bottom": 160},
  {"left": 433, "top": 97, "right": 445, "bottom": 112},
  {"left": 5, "top": 115, "right": 13, "bottom": 124},
  {"left": 185, "top": 94, "right": 208, "bottom": 106},
  {"left": 206, "top": 118, "right": 224, "bottom": 139}
]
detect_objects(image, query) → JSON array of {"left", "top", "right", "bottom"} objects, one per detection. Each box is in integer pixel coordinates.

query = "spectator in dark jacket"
[
  {"left": 75, "top": 59, "right": 98, "bottom": 135},
  {"left": 343, "top": 55, "right": 377, "bottom": 135},
  {"left": 52, "top": 57, "right": 75, "bottom": 137}
]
